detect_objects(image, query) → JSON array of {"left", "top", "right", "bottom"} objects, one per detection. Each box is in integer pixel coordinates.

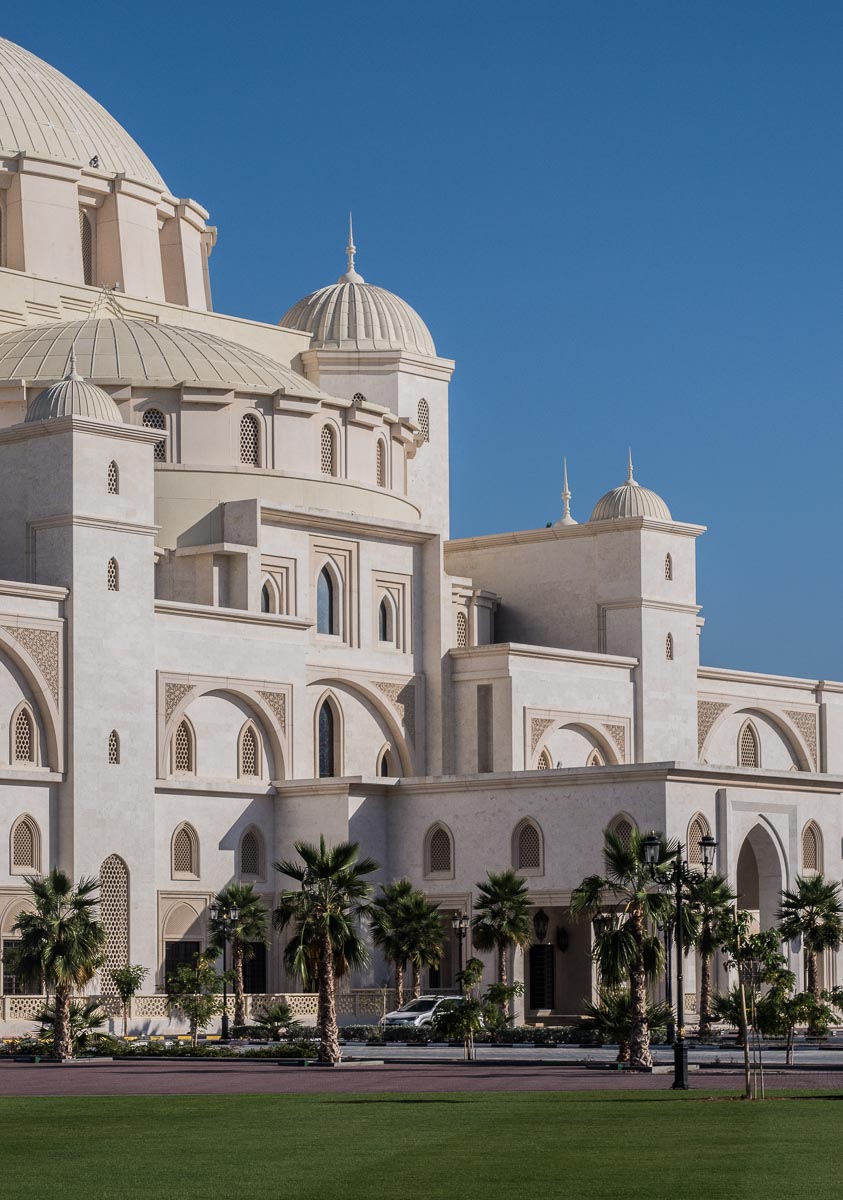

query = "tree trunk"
[
  {"left": 233, "top": 942, "right": 246, "bottom": 1028},
  {"left": 122, "top": 1002, "right": 128, "bottom": 1039},
  {"left": 318, "top": 924, "right": 340, "bottom": 1064},
  {"left": 628, "top": 907, "right": 653, "bottom": 1068},
  {"left": 807, "top": 948, "right": 820, "bottom": 1036},
  {"left": 412, "top": 961, "right": 421, "bottom": 1000},
  {"left": 498, "top": 944, "right": 507, "bottom": 987},
  {"left": 54, "top": 986, "right": 72, "bottom": 1061},
  {"left": 698, "top": 948, "right": 712, "bottom": 1038},
  {"left": 617, "top": 1038, "right": 630, "bottom": 1064},
  {"left": 393, "top": 960, "right": 404, "bottom": 1009}
]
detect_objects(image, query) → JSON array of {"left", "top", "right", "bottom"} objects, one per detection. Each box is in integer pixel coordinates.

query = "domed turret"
[
  {"left": 279, "top": 219, "right": 437, "bottom": 357},
  {"left": 25, "top": 351, "right": 123, "bottom": 424},
  {"left": 590, "top": 453, "right": 672, "bottom": 522}
]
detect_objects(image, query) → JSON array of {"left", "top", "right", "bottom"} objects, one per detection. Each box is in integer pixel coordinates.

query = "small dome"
[
  {"left": 26, "top": 354, "right": 122, "bottom": 424},
  {"left": 590, "top": 454, "right": 672, "bottom": 522},
  {"left": 279, "top": 222, "right": 437, "bottom": 357}
]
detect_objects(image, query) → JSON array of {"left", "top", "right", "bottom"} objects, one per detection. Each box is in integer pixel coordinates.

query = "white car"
[{"left": 382, "top": 995, "right": 463, "bottom": 1028}]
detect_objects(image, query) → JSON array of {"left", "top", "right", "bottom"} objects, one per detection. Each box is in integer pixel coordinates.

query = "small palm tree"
[
  {"left": 777, "top": 875, "right": 843, "bottom": 1029},
  {"left": 35, "top": 998, "right": 108, "bottom": 1056},
  {"left": 472, "top": 869, "right": 532, "bottom": 987},
  {"left": 582, "top": 991, "right": 673, "bottom": 1063},
  {"left": 274, "top": 837, "right": 378, "bottom": 1064},
  {"left": 685, "top": 871, "right": 736, "bottom": 1037},
  {"left": 12, "top": 869, "right": 107, "bottom": 1061},
  {"left": 255, "top": 1000, "right": 300, "bottom": 1041},
  {"left": 570, "top": 829, "right": 671, "bottom": 1068},
  {"left": 209, "top": 882, "right": 268, "bottom": 1027},
  {"left": 369, "top": 879, "right": 415, "bottom": 1007}
]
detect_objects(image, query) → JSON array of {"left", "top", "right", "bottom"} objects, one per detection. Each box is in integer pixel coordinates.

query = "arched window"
[
  {"left": 13, "top": 706, "right": 35, "bottom": 764},
  {"left": 456, "top": 610, "right": 468, "bottom": 649},
  {"left": 239, "top": 828, "right": 264, "bottom": 878},
  {"left": 10, "top": 814, "right": 40, "bottom": 874},
  {"left": 317, "top": 699, "right": 337, "bottom": 778},
  {"left": 142, "top": 408, "right": 167, "bottom": 462},
  {"left": 79, "top": 210, "right": 94, "bottom": 285},
  {"left": 108, "top": 730, "right": 120, "bottom": 765},
  {"left": 514, "top": 819, "right": 543, "bottom": 874},
  {"left": 738, "top": 721, "right": 759, "bottom": 769},
  {"left": 239, "top": 723, "right": 259, "bottom": 778},
  {"left": 316, "top": 566, "right": 337, "bottom": 635},
  {"left": 107, "top": 558, "right": 119, "bottom": 592},
  {"left": 664, "top": 553, "right": 673, "bottom": 581},
  {"left": 352, "top": 392, "right": 366, "bottom": 403},
  {"left": 107, "top": 461, "right": 119, "bottom": 495},
  {"left": 376, "top": 440, "right": 387, "bottom": 488},
  {"left": 99, "top": 854, "right": 129, "bottom": 985},
  {"left": 171, "top": 823, "right": 199, "bottom": 879},
  {"left": 687, "top": 814, "right": 711, "bottom": 866},
  {"left": 609, "top": 815, "right": 636, "bottom": 851},
  {"left": 417, "top": 399, "right": 430, "bottom": 443},
  {"left": 378, "top": 595, "right": 396, "bottom": 645},
  {"left": 240, "top": 413, "right": 260, "bottom": 466},
  {"left": 261, "top": 582, "right": 272, "bottom": 613},
  {"left": 801, "top": 821, "right": 822, "bottom": 875},
  {"left": 536, "top": 749, "right": 552, "bottom": 770},
  {"left": 586, "top": 749, "right": 604, "bottom": 767},
  {"left": 320, "top": 424, "right": 337, "bottom": 476},
  {"left": 377, "top": 745, "right": 397, "bottom": 777},
  {"left": 665, "top": 632, "right": 673, "bottom": 660},
  {"left": 425, "top": 824, "right": 453, "bottom": 878},
  {"left": 173, "top": 719, "right": 195, "bottom": 774}
]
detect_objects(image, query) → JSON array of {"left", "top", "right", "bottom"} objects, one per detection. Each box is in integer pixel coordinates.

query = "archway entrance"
[{"left": 736, "top": 823, "right": 784, "bottom": 932}]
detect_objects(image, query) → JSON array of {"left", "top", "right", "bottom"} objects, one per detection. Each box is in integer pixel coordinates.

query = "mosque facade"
[{"left": 0, "top": 36, "right": 840, "bottom": 1031}]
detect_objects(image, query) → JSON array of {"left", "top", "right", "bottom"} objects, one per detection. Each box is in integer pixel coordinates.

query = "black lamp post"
[
  {"left": 451, "top": 912, "right": 469, "bottom": 993},
  {"left": 643, "top": 830, "right": 716, "bottom": 1090},
  {"left": 210, "top": 900, "right": 240, "bottom": 1042}
]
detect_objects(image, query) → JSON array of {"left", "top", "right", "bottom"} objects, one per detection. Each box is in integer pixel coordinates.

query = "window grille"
[
  {"left": 352, "top": 392, "right": 366, "bottom": 402},
  {"left": 517, "top": 822, "right": 541, "bottom": 871},
  {"left": 376, "top": 440, "right": 386, "bottom": 488},
  {"left": 240, "top": 726, "right": 258, "bottom": 776},
  {"left": 79, "top": 210, "right": 93, "bottom": 285},
  {"left": 174, "top": 721, "right": 193, "bottom": 773},
  {"left": 318, "top": 701, "right": 335, "bottom": 778},
  {"left": 612, "top": 818, "right": 634, "bottom": 850},
  {"left": 142, "top": 408, "right": 167, "bottom": 462},
  {"left": 107, "top": 461, "right": 119, "bottom": 494},
  {"left": 11, "top": 816, "right": 37, "bottom": 870},
  {"left": 14, "top": 709, "right": 33, "bottom": 763},
  {"left": 802, "top": 823, "right": 820, "bottom": 873},
  {"left": 428, "top": 827, "right": 452, "bottom": 874},
  {"left": 172, "top": 825, "right": 197, "bottom": 876},
  {"left": 417, "top": 399, "right": 430, "bottom": 443},
  {"left": 240, "top": 830, "right": 261, "bottom": 877},
  {"left": 99, "top": 855, "right": 129, "bottom": 989},
  {"left": 456, "top": 610, "right": 468, "bottom": 648},
  {"left": 537, "top": 750, "right": 552, "bottom": 770},
  {"left": 108, "top": 730, "right": 120, "bottom": 765},
  {"left": 107, "top": 558, "right": 119, "bottom": 591},
  {"left": 320, "top": 425, "right": 336, "bottom": 476},
  {"left": 240, "top": 414, "right": 260, "bottom": 466},
  {"left": 665, "top": 553, "right": 673, "bottom": 581},
  {"left": 739, "top": 723, "right": 759, "bottom": 768},
  {"left": 665, "top": 632, "right": 673, "bottom": 660},
  {"left": 687, "top": 815, "right": 710, "bottom": 865}
]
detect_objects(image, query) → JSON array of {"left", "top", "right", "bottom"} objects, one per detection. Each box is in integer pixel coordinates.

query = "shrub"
[{"left": 242, "top": 1040, "right": 318, "bottom": 1058}]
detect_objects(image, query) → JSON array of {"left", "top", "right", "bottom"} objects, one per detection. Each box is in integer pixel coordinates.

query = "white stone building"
[{"left": 0, "top": 37, "right": 840, "bottom": 1030}]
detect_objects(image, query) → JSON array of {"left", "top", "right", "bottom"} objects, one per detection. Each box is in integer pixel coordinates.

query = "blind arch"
[{"left": 425, "top": 823, "right": 453, "bottom": 877}]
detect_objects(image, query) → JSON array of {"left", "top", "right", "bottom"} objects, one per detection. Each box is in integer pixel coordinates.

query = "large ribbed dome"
[
  {"left": 280, "top": 225, "right": 436, "bottom": 357},
  {"left": 26, "top": 355, "right": 122, "bottom": 424},
  {"left": 0, "top": 317, "right": 330, "bottom": 399},
  {"left": 0, "top": 38, "right": 167, "bottom": 190},
  {"left": 590, "top": 456, "right": 672, "bottom": 522}
]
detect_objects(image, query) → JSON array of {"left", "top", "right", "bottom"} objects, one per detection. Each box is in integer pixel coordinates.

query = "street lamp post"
[
  {"left": 451, "top": 912, "right": 469, "bottom": 993},
  {"left": 643, "top": 831, "right": 716, "bottom": 1090},
  {"left": 660, "top": 919, "right": 675, "bottom": 1045},
  {"left": 210, "top": 901, "right": 240, "bottom": 1042}
]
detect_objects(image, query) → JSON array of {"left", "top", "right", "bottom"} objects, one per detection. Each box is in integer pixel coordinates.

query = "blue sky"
[{"left": 8, "top": 3, "right": 842, "bottom": 678}]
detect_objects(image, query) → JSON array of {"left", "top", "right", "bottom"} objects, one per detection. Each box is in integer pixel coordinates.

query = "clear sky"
[{"left": 6, "top": 3, "right": 842, "bottom": 679}]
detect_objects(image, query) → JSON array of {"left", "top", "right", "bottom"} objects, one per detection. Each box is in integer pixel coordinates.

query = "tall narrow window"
[
  {"left": 173, "top": 720, "right": 194, "bottom": 774},
  {"left": 318, "top": 700, "right": 336, "bottom": 778},
  {"left": 537, "top": 749, "right": 552, "bottom": 770},
  {"left": 107, "top": 558, "right": 119, "bottom": 591},
  {"left": 586, "top": 749, "right": 604, "bottom": 767},
  {"left": 107, "top": 461, "right": 119, "bottom": 494},
  {"left": 261, "top": 583, "right": 272, "bottom": 613},
  {"left": 172, "top": 823, "right": 199, "bottom": 878},
  {"left": 10, "top": 814, "right": 39, "bottom": 873},
  {"left": 801, "top": 822, "right": 821, "bottom": 874},
  {"left": 514, "top": 820, "right": 542, "bottom": 872},
  {"left": 240, "top": 413, "right": 260, "bottom": 466},
  {"left": 610, "top": 816, "right": 635, "bottom": 850},
  {"left": 79, "top": 210, "right": 93, "bottom": 285},
  {"left": 738, "top": 722, "right": 759, "bottom": 769},
  {"left": 426, "top": 825, "right": 453, "bottom": 877},
  {"left": 240, "top": 725, "right": 258, "bottom": 777},
  {"left": 320, "top": 424, "right": 336, "bottom": 476},
  {"left": 99, "top": 855, "right": 129, "bottom": 986},
  {"left": 378, "top": 596, "right": 395, "bottom": 644},
  {"left": 664, "top": 553, "right": 673, "bottom": 581},
  {"left": 417, "top": 399, "right": 430, "bottom": 443},
  {"left": 142, "top": 408, "right": 167, "bottom": 462},
  {"left": 456, "top": 610, "right": 468, "bottom": 649},
  {"left": 376, "top": 440, "right": 387, "bottom": 488},
  {"left": 687, "top": 814, "right": 711, "bottom": 866},
  {"left": 108, "top": 730, "right": 120, "bottom": 765},
  {"left": 316, "top": 567, "right": 336, "bottom": 635},
  {"left": 13, "top": 708, "right": 34, "bottom": 764},
  {"left": 665, "top": 632, "right": 673, "bottom": 660},
  {"left": 240, "top": 828, "right": 262, "bottom": 878}
]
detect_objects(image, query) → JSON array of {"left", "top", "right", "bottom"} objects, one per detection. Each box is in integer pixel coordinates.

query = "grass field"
[{"left": 1, "top": 1090, "right": 841, "bottom": 1200}]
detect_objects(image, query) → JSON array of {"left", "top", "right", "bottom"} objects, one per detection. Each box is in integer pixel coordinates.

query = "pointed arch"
[
  {"left": 424, "top": 822, "right": 454, "bottom": 879},
  {"left": 513, "top": 817, "right": 544, "bottom": 876},
  {"left": 376, "top": 743, "right": 399, "bottom": 778},
  {"left": 161, "top": 683, "right": 287, "bottom": 783},
  {"left": 239, "top": 826, "right": 265, "bottom": 880},
  {"left": 315, "top": 692, "right": 342, "bottom": 778},
  {"left": 687, "top": 813, "right": 711, "bottom": 866},
  {"left": 801, "top": 820, "right": 822, "bottom": 875},
  {"left": 699, "top": 704, "right": 813, "bottom": 772},
  {"left": 99, "top": 854, "right": 129, "bottom": 987},
  {"left": 260, "top": 575, "right": 282, "bottom": 614},
  {"left": 238, "top": 720, "right": 262, "bottom": 779},
  {"left": 108, "top": 729, "right": 120, "bottom": 765},
  {"left": 378, "top": 592, "right": 397, "bottom": 645},
  {"left": 10, "top": 813, "right": 40, "bottom": 874},
  {"left": 171, "top": 822, "right": 199, "bottom": 879},
  {"left": 738, "top": 720, "right": 760, "bottom": 768},
  {"left": 316, "top": 562, "right": 341, "bottom": 636},
  {"left": 239, "top": 412, "right": 261, "bottom": 466},
  {"left": 608, "top": 813, "right": 637, "bottom": 851},
  {"left": 536, "top": 749, "right": 552, "bottom": 770},
  {"left": 309, "top": 675, "right": 413, "bottom": 777},
  {"left": 586, "top": 749, "right": 604, "bottom": 767},
  {"left": 107, "top": 557, "right": 119, "bottom": 592},
  {"left": 10, "top": 701, "right": 38, "bottom": 766},
  {"left": 664, "top": 553, "right": 673, "bottom": 581},
  {"left": 172, "top": 716, "right": 196, "bottom": 775},
  {"left": 107, "top": 461, "right": 119, "bottom": 494},
  {"left": 0, "top": 630, "right": 61, "bottom": 772}
]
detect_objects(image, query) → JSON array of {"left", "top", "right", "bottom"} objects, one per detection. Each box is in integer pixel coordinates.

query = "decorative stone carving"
[
  {"left": 164, "top": 681, "right": 195, "bottom": 722},
  {"left": 785, "top": 709, "right": 818, "bottom": 769},
  {"left": 3, "top": 626, "right": 59, "bottom": 702},
  {"left": 697, "top": 700, "right": 729, "bottom": 757},
  {"left": 375, "top": 680, "right": 416, "bottom": 744},
  {"left": 530, "top": 717, "right": 555, "bottom": 753},
  {"left": 604, "top": 724, "right": 627, "bottom": 762},
  {"left": 258, "top": 690, "right": 287, "bottom": 734}
]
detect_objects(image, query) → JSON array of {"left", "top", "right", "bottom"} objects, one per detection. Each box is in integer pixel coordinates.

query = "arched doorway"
[{"left": 736, "top": 823, "right": 784, "bottom": 932}]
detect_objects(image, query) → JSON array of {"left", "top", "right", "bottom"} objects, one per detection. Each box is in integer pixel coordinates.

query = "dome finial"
[
  {"left": 627, "top": 447, "right": 635, "bottom": 483},
  {"left": 554, "top": 456, "right": 578, "bottom": 527},
  {"left": 339, "top": 213, "right": 365, "bottom": 283},
  {"left": 67, "top": 345, "right": 81, "bottom": 380}
]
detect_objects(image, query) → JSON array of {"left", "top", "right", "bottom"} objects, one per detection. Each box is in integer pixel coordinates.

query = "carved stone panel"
[
  {"left": 697, "top": 700, "right": 729, "bottom": 757},
  {"left": 3, "top": 626, "right": 59, "bottom": 702},
  {"left": 785, "top": 709, "right": 818, "bottom": 769}
]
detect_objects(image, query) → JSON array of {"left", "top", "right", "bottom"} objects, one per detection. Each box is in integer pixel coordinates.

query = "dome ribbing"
[
  {"left": 26, "top": 354, "right": 123, "bottom": 424},
  {"left": 590, "top": 454, "right": 672, "bottom": 522}
]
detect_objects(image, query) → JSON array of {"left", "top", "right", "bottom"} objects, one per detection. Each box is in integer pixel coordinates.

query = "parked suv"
[{"left": 382, "top": 995, "right": 463, "bottom": 1028}]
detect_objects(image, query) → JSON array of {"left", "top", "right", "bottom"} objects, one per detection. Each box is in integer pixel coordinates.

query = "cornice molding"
[
  {"left": 698, "top": 665, "right": 826, "bottom": 693},
  {"left": 0, "top": 416, "right": 164, "bottom": 446},
  {"left": 446, "top": 518, "right": 706, "bottom": 553},
  {"left": 259, "top": 502, "right": 434, "bottom": 544},
  {"left": 155, "top": 600, "right": 312, "bottom": 630},
  {"left": 30, "top": 514, "right": 158, "bottom": 536},
  {"left": 0, "top": 581, "right": 68, "bottom": 601},
  {"left": 450, "top": 642, "right": 638, "bottom": 670}
]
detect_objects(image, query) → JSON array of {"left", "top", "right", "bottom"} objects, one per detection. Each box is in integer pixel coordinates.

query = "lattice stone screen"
[
  {"left": 240, "top": 414, "right": 260, "bottom": 466},
  {"left": 240, "top": 830, "right": 260, "bottom": 876},
  {"left": 537, "top": 750, "right": 551, "bottom": 769},
  {"left": 320, "top": 425, "right": 335, "bottom": 475},
  {"left": 802, "top": 823, "right": 820, "bottom": 872},
  {"left": 107, "top": 558, "right": 119, "bottom": 591},
  {"left": 456, "top": 610, "right": 468, "bottom": 649},
  {"left": 80, "top": 210, "right": 93, "bottom": 285},
  {"left": 417, "top": 399, "right": 430, "bottom": 442},
  {"left": 99, "top": 855, "right": 129, "bottom": 992},
  {"left": 12, "top": 818, "right": 36, "bottom": 869},
  {"left": 428, "top": 827, "right": 451, "bottom": 874},
  {"left": 108, "top": 730, "right": 120, "bottom": 765},
  {"left": 665, "top": 553, "right": 672, "bottom": 580},
  {"left": 174, "top": 721, "right": 193, "bottom": 773},
  {"left": 107, "top": 461, "right": 118, "bottom": 494},
  {"left": 241, "top": 727, "right": 258, "bottom": 776},
  {"left": 376, "top": 440, "right": 386, "bottom": 487},
  {"left": 173, "top": 827, "right": 195, "bottom": 876},
  {"left": 665, "top": 632, "right": 673, "bottom": 660},
  {"left": 14, "top": 709, "right": 33, "bottom": 762},
  {"left": 142, "top": 408, "right": 167, "bottom": 462},
  {"left": 688, "top": 816, "right": 709, "bottom": 865},
  {"left": 739, "top": 724, "right": 758, "bottom": 768},
  {"left": 614, "top": 819, "right": 634, "bottom": 850},
  {"left": 517, "top": 823, "right": 541, "bottom": 870}
]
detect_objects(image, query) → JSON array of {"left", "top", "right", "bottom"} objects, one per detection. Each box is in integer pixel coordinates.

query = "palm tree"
[
  {"left": 570, "top": 828, "right": 671, "bottom": 1068},
  {"left": 401, "top": 893, "right": 443, "bottom": 999},
  {"left": 582, "top": 991, "right": 673, "bottom": 1063},
  {"left": 472, "top": 869, "right": 532, "bottom": 986},
  {"left": 273, "top": 837, "right": 378, "bottom": 1064},
  {"left": 209, "top": 882, "right": 268, "bottom": 1027},
  {"left": 777, "top": 875, "right": 843, "bottom": 1028},
  {"left": 685, "top": 871, "right": 736, "bottom": 1037},
  {"left": 369, "top": 878, "right": 415, "bottom": 1007},
  {"left": 12, "top": 869, "right": 107, "bottom": 1061}
]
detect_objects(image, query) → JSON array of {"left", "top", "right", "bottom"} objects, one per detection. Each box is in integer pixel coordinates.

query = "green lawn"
[{"left": 1, "top": 1090, "right": 841, "bottom": 1200}]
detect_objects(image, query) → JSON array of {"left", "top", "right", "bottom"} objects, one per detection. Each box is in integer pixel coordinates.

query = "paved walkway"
[{"left": 2, "top": 1059, "right": 841, "bottom": 1097}]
